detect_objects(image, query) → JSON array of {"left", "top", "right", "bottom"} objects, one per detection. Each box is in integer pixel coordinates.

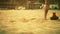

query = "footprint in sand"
[{"left": 19, "top": 18, "right": 29, "bottom": 23}]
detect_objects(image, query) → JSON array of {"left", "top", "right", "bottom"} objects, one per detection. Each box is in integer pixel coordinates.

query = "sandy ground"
[{"left": 0, "top": 9, "right": 60, "bottom": 34}]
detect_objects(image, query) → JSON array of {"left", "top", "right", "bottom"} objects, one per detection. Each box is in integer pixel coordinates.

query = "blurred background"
[{"left": 0, "top": 0, "right": 60, "bottom": 10}]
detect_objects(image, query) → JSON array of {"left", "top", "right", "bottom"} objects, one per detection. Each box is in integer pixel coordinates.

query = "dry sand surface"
[{"left": 0, "top": 9, "right": 60, "bottom": 34}]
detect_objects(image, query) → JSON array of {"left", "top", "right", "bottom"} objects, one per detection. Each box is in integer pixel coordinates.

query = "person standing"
[{"left": 44, "top": 0, "right": 50, "bottom": 20}]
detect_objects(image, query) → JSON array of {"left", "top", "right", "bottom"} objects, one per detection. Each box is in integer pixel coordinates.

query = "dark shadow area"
[{"left": 0, "top": 30, "right": 6, "bottom": 34}]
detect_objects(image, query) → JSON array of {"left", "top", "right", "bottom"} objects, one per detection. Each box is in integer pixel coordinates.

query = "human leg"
[{"left": 44, "top": 0, "right": 50, "bottom": 19}]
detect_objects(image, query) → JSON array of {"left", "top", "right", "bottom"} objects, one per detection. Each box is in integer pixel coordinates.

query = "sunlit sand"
[{"left": 0, "top": 9, "right": 60, "bottom": 34}]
